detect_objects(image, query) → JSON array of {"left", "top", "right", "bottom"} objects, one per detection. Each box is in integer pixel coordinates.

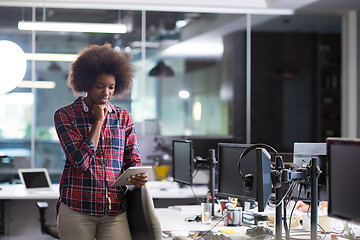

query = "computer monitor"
[
  {"left": 217, "top": 143, "right": 272, "bottom": 212},
  {"left": 291, "top": 142, "right": 328, "bottom": 201},
  {"left": 172, "top": 140, "right": 194, "bottom": 186},
  {"left": 255, "top": 148, "right": 273, "bottom": 212},
  {"left": 184, "top": 136, "right": 242, "bottom": 159},
  {"left": 327, "top": 137, "right": 360, "bottom": 224}
]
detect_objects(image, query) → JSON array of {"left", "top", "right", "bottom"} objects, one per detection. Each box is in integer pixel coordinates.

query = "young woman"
[{"left": 54, "top": 43, "right": 147, "bottom": 240}]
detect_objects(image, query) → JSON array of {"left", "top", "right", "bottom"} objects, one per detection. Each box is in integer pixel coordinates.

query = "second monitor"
[
  {"left": 217, "top": 143, "right": 272, "bottom": 212},
  {"left": 172, "top": 140, "right": 194, "bottom": 186}
]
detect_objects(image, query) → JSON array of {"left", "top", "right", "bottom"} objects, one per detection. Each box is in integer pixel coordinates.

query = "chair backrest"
[
  {"left": 126, "top": 185, "right": 162, "bottom": 240},
  {"left": 0, "top": 155, "right": 15, "bottom": 183}
]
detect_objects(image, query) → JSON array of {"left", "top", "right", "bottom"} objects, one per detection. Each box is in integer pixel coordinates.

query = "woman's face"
[{"left": 85, "top": 73, "right": 116, "bottom": 107}]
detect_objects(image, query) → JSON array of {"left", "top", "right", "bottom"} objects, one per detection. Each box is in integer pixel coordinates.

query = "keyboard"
[{"left": 197, "top": 232, "right": 232, "bottom": 240}]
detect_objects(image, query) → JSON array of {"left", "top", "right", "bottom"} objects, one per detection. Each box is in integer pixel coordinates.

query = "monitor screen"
[
  {"left": 22, "top": 172, "right": 49, "bottom": 188},
  {"left": 217, "top": 143, "right": 255, "bottom": 199},
  {"left": 327, "top": 138, "right": 360, "bottom": 224},
  {"left": 256, "top": 148, "right": 272, "bottom": 212},
  {"left": 18, "top": 168, "right": 52, "bottom": 191},
  {"left": 172, "top": 140, "right": 194, "bottom": 185},
  {"left": 217, "top": 143, "right": 272, "bottom": 212}
]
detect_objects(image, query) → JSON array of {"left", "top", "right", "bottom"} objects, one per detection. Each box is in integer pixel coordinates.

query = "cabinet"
[{"left": 317, "top": 34, "right": 341, "bottom": 141}]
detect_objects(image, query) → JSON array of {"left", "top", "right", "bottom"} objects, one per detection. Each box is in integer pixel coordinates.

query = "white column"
[
  {"left": 341, "top": 11, "right": 359, "bottom": 138},
  {"left": 246, "top": 14, "right": 251, "bottom": 144}
]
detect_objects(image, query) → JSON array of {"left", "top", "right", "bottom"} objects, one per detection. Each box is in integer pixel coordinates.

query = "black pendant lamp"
[{"left": 149, "top": 61, "right": 174, "bottom": 78}]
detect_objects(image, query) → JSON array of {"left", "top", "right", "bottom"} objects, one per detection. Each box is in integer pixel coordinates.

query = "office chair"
[
  {"left": 0, "top": 155, "right": 15, "bottom": 183},
  {"left": 36, "top": 185, "right": 162, "bottom": 240},
  {"left": 126, "top": 185, "right": 163, "bottom": 240},
  {"left": 36, "top": 202, "right": 60, "bottom": 239}
]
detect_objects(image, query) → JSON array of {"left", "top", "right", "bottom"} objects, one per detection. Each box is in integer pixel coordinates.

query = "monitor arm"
[
  {"left": 194, "top": 149, "right": 217, "bottom": 218},
  {"left": 272, "top": 156, "right": 322, "bottom": 240}
]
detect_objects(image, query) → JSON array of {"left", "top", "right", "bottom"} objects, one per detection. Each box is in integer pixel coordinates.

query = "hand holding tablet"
[{"left": 111, "top": 166, "right": 152, "bottom": 187}]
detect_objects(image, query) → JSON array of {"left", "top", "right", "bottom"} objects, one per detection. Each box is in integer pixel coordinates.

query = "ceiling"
[
  {"left": 0, "top": 0, "right": 359, "bottom": 14},
  {"left": 0, "top": 0, "right": 359, "bottom": 60}
]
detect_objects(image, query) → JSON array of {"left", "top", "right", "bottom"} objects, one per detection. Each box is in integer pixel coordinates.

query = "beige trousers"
[{"left": 57, "top": 202, "right": 132, "bottom": 240}]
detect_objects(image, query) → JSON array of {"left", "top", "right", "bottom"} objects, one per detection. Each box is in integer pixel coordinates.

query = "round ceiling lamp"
[{"left": 0, "top": 40, "right": 27, "bottom": 94}]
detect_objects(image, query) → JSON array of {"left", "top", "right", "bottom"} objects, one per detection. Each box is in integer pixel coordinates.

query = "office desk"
[
  {"left": 0, "top": 184, "right": 59, "bottom": 240},
  {"left": 0, "top": 184, "right": 59, "bottom": 200},
  {"left": 0, "top": 181, "right": 207, "bottom": 200},
  {"left": 156, "top": 206, "right": 337, "bottom": 240},
  {"left": 156, "top": 207, "right": 249, "bottom": 240},
  {"left": 0, "top": 181, "right": 207, "bottom": 239}
]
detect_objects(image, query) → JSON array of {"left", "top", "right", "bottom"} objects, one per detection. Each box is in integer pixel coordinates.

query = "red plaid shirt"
[{"left": 54, "top": 96, "right": 142, "bottom": 216}]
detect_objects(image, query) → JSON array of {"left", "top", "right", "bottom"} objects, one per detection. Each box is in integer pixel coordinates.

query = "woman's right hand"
[{"left": 93, "top": 104, "right": 108, "bottom": 122}]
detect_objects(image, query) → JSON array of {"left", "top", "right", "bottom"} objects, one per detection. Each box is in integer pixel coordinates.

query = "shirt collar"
[{"left": 81, "top": 98, "right": 113, "bottom": 113}]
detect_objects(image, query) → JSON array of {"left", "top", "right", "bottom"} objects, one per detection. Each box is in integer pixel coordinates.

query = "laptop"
[{"left": 18, "top": 168, "right": 53, "bottom": 192}]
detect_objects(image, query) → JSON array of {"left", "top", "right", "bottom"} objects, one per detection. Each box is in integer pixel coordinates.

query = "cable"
[
  {"left": 268, "top": 181, "right": 297, "bottom": 208},
  {"left": 237, "top": 144, "right": 283, "bottom": 182},
  {"left": 192, "top": 165, "right": 202, "bottom": 179},
  {"left": 304, "top": 202, "right": 327, "bottom": 240},
  {"left": 288, "top": 183, "right": 303, "bottom": 233},
  {"left": 190, "top": 185, "right": 203, "bottom": 204},
  {"left": 284, "top": 202, "right": 290, "bottom": 240},
  {"left": 191, "top": 210, "right": 232, "bottom": 239}
]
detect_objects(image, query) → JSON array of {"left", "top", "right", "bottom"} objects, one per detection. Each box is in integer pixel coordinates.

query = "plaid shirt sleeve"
[
  {"left": 54, "top": 106, "right": 96, "bottom": 171},
  {"left": 54, "top": 98, "right": 142, "bottom": 216}
]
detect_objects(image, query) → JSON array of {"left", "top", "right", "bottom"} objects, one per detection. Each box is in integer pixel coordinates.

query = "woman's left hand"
[{"left": 128, "top": 173, "right": 148, "bottom": 188}]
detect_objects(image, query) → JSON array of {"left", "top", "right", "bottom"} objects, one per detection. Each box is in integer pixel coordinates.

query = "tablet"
[{"left": 112, "top": 166, "right": 152, "bottom": 187}]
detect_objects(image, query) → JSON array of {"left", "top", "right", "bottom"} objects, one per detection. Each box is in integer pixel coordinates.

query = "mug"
[{"left": 223, "top": 207, "right": 242, "bottom": 226}]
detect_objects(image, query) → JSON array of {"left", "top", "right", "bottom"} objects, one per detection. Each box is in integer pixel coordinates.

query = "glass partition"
[{"left": 0, "top": 6, "right": 342, "bottom": 180}]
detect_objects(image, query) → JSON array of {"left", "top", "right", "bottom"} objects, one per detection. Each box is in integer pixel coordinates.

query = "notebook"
[{"left": 18, "top": 168, "right": 53, "bottom": 192}]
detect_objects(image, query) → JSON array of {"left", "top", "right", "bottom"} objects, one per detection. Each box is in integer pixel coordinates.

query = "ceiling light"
[
  {"left": 176, "top": 20, "right": 188, "bottom": 28},
  {"left": 25, "top": 53, "right": 77, "bottom": 62},
  {"left": 18, "top": 21, "right": 127, "bottom": 34},
  {"left": 47, "top": 62, "right": 61, "bottom": 72},
  {"left": 193, "top": 101, "right": 202, "bottom": 121},
  {"left": 178, "top": 90, "right": 190, "bottom": 99},
  {"left": 18, "top": 80, "right": 56, "bottom": 89},
  {"left": 149, "top": 61, "right": 175, "bottom": 78},
  {"left": 0, "top": 40, "right": 26, "bottom": 94}
]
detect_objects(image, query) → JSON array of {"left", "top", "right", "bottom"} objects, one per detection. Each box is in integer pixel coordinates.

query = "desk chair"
[
  {"left": 36, "top": 185, "right": 162, "bottom": 240},
  {"left": 0, "top": 155, "right": 15, "bottom": 183},
  {"left": 126, "top": 185, "right": 163, "bottom": 240},
  {"left": 36, "top": 202, "right": 60, "bottom": 239}
]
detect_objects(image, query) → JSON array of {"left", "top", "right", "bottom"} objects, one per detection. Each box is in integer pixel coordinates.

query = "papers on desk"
[{"left": 218, "top": 229, "right": 245, "bottom": 235}]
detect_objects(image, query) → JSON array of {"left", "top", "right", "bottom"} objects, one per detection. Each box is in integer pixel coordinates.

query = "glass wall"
[
  {"left": 0, "top": 6, "right": 342, "bottom": 181},
  {"left": 250, "top": 14, "right": 341, "bottom": 152}
]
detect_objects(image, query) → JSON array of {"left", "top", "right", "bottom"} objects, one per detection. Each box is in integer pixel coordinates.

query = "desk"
[
  {"left": 156, "top": 205, "right": 337, "bottom": 240},
  {"left": 0, "top": 184, "right": 59, "bottom": 200},
  {"left": 156, "top": 207, "right": 249, "bottom": 240},
  {"left": 0, "top": 184, "right": 59, "bottom": 240},
  {"left": 0, "top": 181, "right": 207, "bottom": 239}
]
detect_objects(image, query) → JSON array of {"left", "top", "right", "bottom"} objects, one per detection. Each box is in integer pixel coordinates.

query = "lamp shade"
[
  {"left": 0, "top": 40, "right": 26, "bottom": 94},
  {"left": 149, "top": 61, "right": 174, "bottom": 78}
]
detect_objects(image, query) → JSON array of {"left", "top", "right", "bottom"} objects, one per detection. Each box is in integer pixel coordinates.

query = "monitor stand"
[{"left": 275, "top": 157, "right": 320, "bottom": 240}]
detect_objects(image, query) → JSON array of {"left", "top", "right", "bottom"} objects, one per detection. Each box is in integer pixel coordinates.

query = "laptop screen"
[{"left": 18, "top": 168, "right": 52, "bottom": 191}]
